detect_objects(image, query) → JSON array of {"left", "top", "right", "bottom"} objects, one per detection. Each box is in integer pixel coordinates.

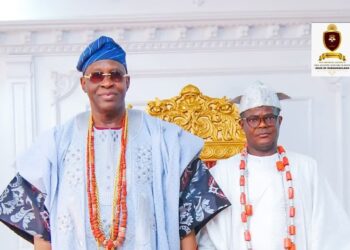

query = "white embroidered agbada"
[{"left": 197, "top": 151, "right": 350, "bottom": 250}]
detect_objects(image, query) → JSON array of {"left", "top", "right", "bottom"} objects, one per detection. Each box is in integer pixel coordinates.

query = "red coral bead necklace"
[
  {"left": 239, "top": 145, "right": 296, "bottom": 250},
  {"left": 86, "top": 112, "right": 128, "bottom": 249}
]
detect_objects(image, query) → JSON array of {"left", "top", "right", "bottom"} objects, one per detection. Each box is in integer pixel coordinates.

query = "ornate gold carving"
[{"left": 147, "top": 84, "right": 246, "bottom": 161}]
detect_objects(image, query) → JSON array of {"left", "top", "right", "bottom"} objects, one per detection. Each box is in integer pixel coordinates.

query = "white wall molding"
[
  {"left": 1, "top": 10, "right": 349, "bottom": 28},
  {"left": 0, "top": 10, "right": 349, "bottom": 55},
  {"left": 192, "top": 0, "right": 206, "bottom": 7},
  {"left": 6, "top": 55, "right": 36, "bottom": 156},
  {"left": 0, "top": 38, "right": 312, "bottom": 55},
  {"left": 51, "top": 65, "right": 310, "bottom": 104},
  {"left": 325, "top": 78, "right": 346, "bottom": 205},
  {"left": 129, "top": 66, "right": 309, "bottom": 78},
  {"left": 51, "top": 71, "right": 81, "bottom": 125},
  {"left": 52, "top": 71, "right": 80, "bottom": 104},
  {"left": 340, "top": 78, "right": 350, "bottom": 211}
]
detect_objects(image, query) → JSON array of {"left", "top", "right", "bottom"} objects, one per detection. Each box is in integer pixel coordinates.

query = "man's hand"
[
  {"left": 34, "top": 236, "right": 51, "bottom": 250},
  {"left": 180, "top": 230, "right": 198, "bottom": 250}
]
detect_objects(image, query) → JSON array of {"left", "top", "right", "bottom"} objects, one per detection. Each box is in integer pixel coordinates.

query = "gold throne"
[{"left": 147, "top": 84, "right": 246, "bottom": 167}]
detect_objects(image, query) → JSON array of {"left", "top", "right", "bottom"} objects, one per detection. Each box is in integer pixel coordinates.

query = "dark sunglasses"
[{"left": 83, "top": 71, "right": 129, "bottom": 84}]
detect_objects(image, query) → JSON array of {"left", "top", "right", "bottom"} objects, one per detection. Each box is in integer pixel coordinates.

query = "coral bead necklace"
[
  {"left": 86, "top": 112, "right": 128, "bottom": 250},
  {"left": 239, "top": 145, "right": 296, "bottom": 250}
]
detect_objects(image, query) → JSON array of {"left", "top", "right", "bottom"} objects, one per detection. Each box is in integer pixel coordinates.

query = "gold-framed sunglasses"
[{"left": 83, "top": 71, "right": 129, "bottom": 84}]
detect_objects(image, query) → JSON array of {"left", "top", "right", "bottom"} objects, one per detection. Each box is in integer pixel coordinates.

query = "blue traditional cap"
[{"left": 76, "top": 36, "right": 127, "bottom": 73}]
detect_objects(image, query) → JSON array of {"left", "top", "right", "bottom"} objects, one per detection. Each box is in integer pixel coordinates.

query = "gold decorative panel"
[{"left": 147, "top": 84, "right": 246, "bottom": 161}]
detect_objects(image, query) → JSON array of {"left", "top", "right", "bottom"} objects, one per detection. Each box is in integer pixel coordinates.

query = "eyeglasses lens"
[
  {"left": 245, "top": 114, "right": 278, "bottom": 128},
  {"left": 88, "top": 71, "right": 125, "bottom": 84},
  {"left": 90, "top": 72, "right": 104, "bottom": 83},
  {"left": 110, "top": 71, "right": 123, "bottom": 82}
]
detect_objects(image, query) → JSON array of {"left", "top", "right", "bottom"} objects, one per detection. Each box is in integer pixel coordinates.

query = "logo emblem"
[
  {"left": 323, "top": 24, "right": 341, "bottom": 51},
  {"left": 319, "top": 24, "right": 345, "bottom": 61},
  {"left": 312, "top": 23, "right": 350, "bottom": 76}
]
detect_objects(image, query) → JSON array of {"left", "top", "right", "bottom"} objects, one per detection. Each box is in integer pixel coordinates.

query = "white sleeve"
[
  {"left": 310, "top": 160, "right": 350, "bottom": 250},
  {"left": 197, "top": 226, "right": 218, "bottom": 250},
  {"left": 16, "top": 127, "right": 61, "bottom": 212}
]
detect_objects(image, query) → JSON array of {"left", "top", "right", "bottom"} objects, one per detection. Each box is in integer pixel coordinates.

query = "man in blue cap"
[{"left": 0, "top": 36, "right": 229, "bottom": 250}]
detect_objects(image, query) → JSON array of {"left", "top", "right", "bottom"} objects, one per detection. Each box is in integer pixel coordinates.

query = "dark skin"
[
  {"left": 33, "top": 59, "right": 131, "bottom": 250},
  {"left": 239, "top": 106, "right": 283, "bottom": 156},
  {"left": 34, "top": 60, "right": 197, "bottom": 250},
  {"left": 35, "top": 59, "right": 197, "bottom": 250},
  {"left": 34, "top": 236, "right": 51, "bottom": 250},
  {"left": 80, "top": 59, "right": 130, "bottom": 128},
  {"left": 80, "top": 59, "right": 197, "bottom": 249}
]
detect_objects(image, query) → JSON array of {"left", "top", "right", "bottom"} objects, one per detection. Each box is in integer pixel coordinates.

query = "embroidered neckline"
[{"left": 94, "top": 126, "right": 122, "bottom": 130}]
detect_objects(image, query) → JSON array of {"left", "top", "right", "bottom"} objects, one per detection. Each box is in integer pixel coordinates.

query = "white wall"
[
  {"left": 1, "top": 0, "right": 349, "bottom": 20},
  {"left": 0, "top": 0, "right": 350, "bottom": 249}
]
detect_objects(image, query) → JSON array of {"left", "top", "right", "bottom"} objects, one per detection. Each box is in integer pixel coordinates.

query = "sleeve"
[
  {"left": 0, "top": 174, "right": 50, "bottom": 243},
  {"left": 179, "top": 158, "right": 231, "bottom": 239},
  {"left": 308, "top": 159, "right": 350, "bottom": 250},
  {"left": 16, "top": 127, "right": 61, "bottom": 212},
  {"left": 196, "top": 226, "right": 217, "bottom": 250}
]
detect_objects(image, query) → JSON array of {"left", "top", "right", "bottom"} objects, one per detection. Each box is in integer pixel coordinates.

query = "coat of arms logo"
[{"left": 319, "top": 24, "right": 346, "bottom": 61}]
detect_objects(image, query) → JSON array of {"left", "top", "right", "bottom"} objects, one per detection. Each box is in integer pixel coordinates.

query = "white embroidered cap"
[{"left": 230, "top": 81, "right": 290, "bottom": 114}]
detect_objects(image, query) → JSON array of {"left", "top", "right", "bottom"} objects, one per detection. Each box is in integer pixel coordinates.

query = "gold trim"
[
  {"left": 319, "top": 52, "right": 346, "bottom": 61},
  {"left": 147, "top": 84, "right": 246, "bottom": 160}
]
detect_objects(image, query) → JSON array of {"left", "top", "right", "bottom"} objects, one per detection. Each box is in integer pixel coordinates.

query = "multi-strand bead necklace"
[
  {"left": 86, "top": 112, "right": 128, "bottom": 250},
  {"left": 239, "top": 145, "right": 296, "bottom": 250}
]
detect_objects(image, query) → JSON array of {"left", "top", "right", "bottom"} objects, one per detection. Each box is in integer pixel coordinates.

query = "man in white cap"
[{"left": 197, "top": 81, "right": 350, "bottom": 250}]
